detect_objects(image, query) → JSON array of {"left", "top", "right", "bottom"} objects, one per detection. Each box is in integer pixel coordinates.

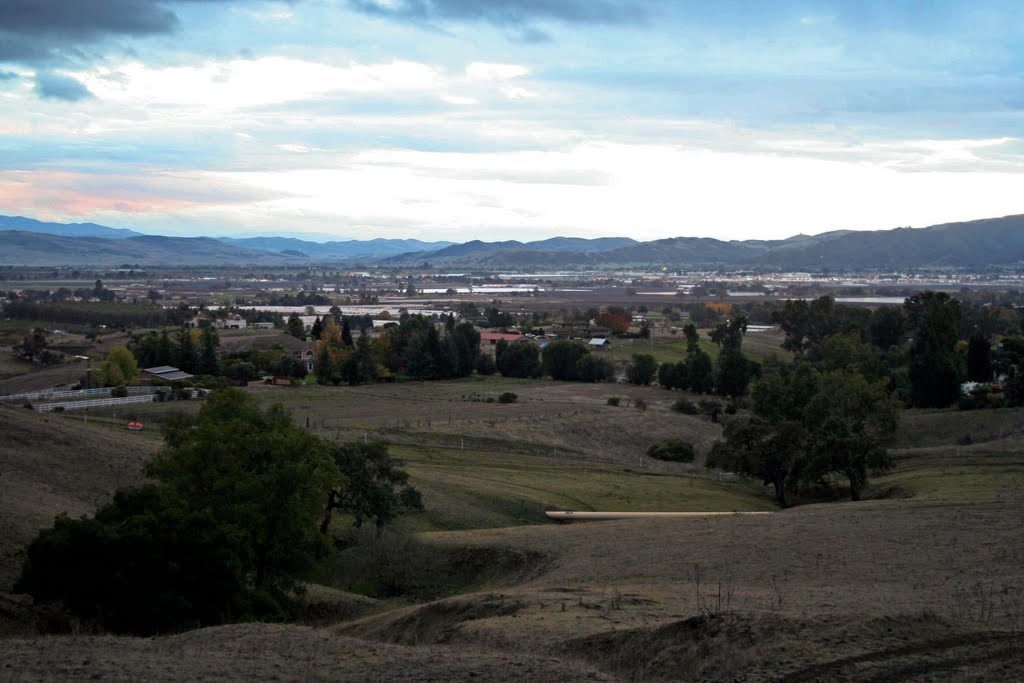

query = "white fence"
[
  {"left": 35, "top": 394, "right": 158, "bottom": 413},
  {"left": 0, "top": 386, "right": 162, "bottom": 403}
]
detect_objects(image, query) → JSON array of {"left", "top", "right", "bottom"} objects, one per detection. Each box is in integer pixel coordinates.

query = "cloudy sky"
[{"left": 1, "top": 0, "right": 1023, "bottom": 241}]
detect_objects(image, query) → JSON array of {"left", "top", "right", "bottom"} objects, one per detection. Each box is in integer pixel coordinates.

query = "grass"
[{"left": 390, "top": 443, "right": 773, "bottom": 532}]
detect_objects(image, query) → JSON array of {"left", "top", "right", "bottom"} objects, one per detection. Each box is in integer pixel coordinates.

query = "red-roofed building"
[{"left": 480, "top": 331, "right": 526, "bottom": 345}]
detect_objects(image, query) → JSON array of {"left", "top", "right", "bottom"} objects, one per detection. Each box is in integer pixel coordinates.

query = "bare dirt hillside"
[{"left": 0, "top": 405, "right": 157, "bottom": 592}]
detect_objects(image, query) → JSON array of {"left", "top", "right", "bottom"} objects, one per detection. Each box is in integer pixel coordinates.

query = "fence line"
[
  {"left": 35, "top": 394, "right": 158, "bottom": 413},
  {"left": 0, "top": 386, "right": 163, "bottom": 403}
]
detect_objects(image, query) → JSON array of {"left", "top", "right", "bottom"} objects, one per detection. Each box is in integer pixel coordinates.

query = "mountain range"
[{"left": 0, "top": 213, "right": 1022, "bottom": 270}]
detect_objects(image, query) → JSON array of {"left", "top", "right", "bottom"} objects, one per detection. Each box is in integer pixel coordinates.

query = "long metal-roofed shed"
[{"left": 142, "top": 365, "right": 195, "bottom": 382}]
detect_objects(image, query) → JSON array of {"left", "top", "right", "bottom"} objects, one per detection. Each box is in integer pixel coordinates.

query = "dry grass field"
[{"left": 2, "top": 372, "right": 1024, "bottom": 681}]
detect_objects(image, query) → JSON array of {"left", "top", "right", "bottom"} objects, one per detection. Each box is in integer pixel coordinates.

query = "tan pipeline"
[{"left": 545, "top": 510, "right": 772, "bottom": 521}]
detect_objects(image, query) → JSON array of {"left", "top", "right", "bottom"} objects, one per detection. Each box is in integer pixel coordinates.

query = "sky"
[{"left": 1, "top": 0, "right": 1023, "bottom": 242}]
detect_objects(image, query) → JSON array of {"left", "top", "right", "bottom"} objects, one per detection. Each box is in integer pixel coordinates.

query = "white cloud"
[
  {"left": 186, "top": 141, "right": 1024, "bottom": 240},
  {"left": 466, "top": 62, "right": 530, "bottom": 81},
  {"left": 76, "top": 57, "right": 444, "bottom": 110},
  {"left": 441, "top": 94, "right": 478, "bottom": 105}
]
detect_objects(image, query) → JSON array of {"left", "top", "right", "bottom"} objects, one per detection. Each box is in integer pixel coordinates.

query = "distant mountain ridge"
[
  {"left": 0, "top": 213, "right": 1022, "bottom": 269},
  {"left": 218, "top": 236, "right": 456, "bottom": 258},
  {"left": 0, "top": 215, "right": 144, "bottom": 239}
]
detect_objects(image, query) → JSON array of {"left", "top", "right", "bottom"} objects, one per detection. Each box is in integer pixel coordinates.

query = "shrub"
[
  {"left": 725, "top": 401, "right": 738, "bottom": 415},
  {"left": 646, "top": 440, "right": 696, "bottom": 462},
  {"left": 111, "top": 384, "right": 128, "bottom": 398},
  {"left": 498, "top": 392, "right": 518, "bottom": 404},
  {"left": 607, "top": 397, "right": 620, "bottom": 406},
  {"left": 634, "top": 398, "right": 647, "bottom": 411},
  {"left": 672, "top": 398, "right": 698, "bottom": 415}
]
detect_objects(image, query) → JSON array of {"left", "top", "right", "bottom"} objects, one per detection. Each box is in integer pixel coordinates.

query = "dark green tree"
[
  {"left": 320, "top": 441, "right": 423, "bottom": 534},
  {"left": 542, "top": 340, "right": 588, "bottom": 381},
  {"left": 340, "top": 318, "right": 354, "bottom": 347},
  {"left": 711, "top": 314, "right": 753, "bottom": 396},
  {"left": 198, "top": 325, "right": 220, "bottom": 376},
  {"left": 176, "top": 327, "right": 197, "bottom": 374},
  {"left": 18, "top": 390, "right": 340, "bottom": 634},
  {"left": 495, "top": 340, "right": 541, "bottom": 378},
  {"left": 803, "top": 371, "right": 899, "bottom": 501},
  {"left": 627, "top": 353, "right": 658, "bottom": 385},
  {"left": 905, "top": 292, "right": 963, "bottom": 408},
  {"left": 286, "top": 313, "right": 305, "bottom": 339},
  {"left": 966, "top": 330, "right": 993, "bottom": 382}
]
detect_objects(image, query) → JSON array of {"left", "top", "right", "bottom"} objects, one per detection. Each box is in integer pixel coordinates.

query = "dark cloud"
[
  {"left": 348, "top": 0, "right": 650, "bottom": 27},
  {"left": 0, "top": 0, "right": 239, "bottom": 65},
  {"left": 35, "top": 71, "right": 94, "bottom": 101}
]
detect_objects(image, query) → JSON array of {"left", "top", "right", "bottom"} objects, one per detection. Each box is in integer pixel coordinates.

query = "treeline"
[
  {"left": 3, "top": 300, "right": 186, "bottom": 329},
  {"left": 312, "top": 314, "right": 482, "bottom": 385}
]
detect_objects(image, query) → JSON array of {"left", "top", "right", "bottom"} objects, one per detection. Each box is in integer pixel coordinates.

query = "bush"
[
  {"left": 634, "top": 398, "right": 647, "bottom": 411},
  {"left": 672, "top": 398, "right": 698, "bottom": 415},
  {"left": 111, "top": 384, "right": 128, "bottom": 398},
  {"left": 725, "top": 401, "right": 738, "bottom": 415},
  {"left": 646, "top": 440, "right": 696, "bottom": 462},
  {"left": 498, "top": 392, "right": 518, "bottom": 404},
  {"left": 607, "top": 397, "right": 621, "bottom": 406}
]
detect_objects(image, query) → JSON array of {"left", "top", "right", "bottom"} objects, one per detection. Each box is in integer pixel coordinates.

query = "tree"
[
  {"left": 869, "top": 305, "right": 905, "bottom": 351},
  {"left": 905, "top": 292, "right": 963, "bottom": 408},
  {"left": 449, "top": 322, "right": 480, "bottom": 377},
  {"left": 320, "top": 441, "right": 423, "bottom": 534},
  {"left": 542, "top": 340, "right": 588, "bottom": 381},
  {"left": 966, "top": 330, "right": 993, "bottom": 382},
  {"left": 197, "top": 325, "right": 220, "bottom": 376},
  {"left": 150, "top": 390, "right": 338, "bottom": 597},
  {"left": 597, "top": 310, "right": 630, "bottom": 335},
  {"left": 340, "top": 317, "right": 354, "bottom": 347},
  {"left": 711, "top": 314, "right": 753, "bottom": 396},
  {"left": 286, "top": 313, "right": 305, "bottom": 339},
  {"left": 627, "top": 354, "right": 658, "bottom": 385},
  {"left": 17, "top": 390, "right": 341, "bottom": 634},
  {"left": 496, "top": 340, "right": 541, "bottom": 378},
  {"left": 803, "top": 371, "right": 899, "bottom": 501},
  {"left": 13, "top": 327, "right": 48, "bottom": 363},
  {"left": 708, "top": 418, "right": 805, "bottom": 507},
  {"left": 310, "top": 316, "right": 324, "bottom": 340},
  {"left": 176, "top": 327, "right": 197, "bottom": 374},
  {"left": 95, "top": 346, "right": 140, "bottom": 387},
  {"left": 16, "top": 486, "right": 252, "bottom": 635},
  {"left": 687, "top": 351, "right": 715, "bottom": 394}
]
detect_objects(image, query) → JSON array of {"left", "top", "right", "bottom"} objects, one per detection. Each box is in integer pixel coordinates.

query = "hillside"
[
  {"left": 384, "top": 214, "right": 1024, "bottom": 270},
  {"left": 219, "top": 236, "right": 456, "bottom": 259},
  {"left": 0, "top": 405, "right": 157, "bottom": 592},
  {"left": 0, "top": 215, "right": 143, "bottom": 239},
  {"left": 0, "top": 231, "right": 309, "bottom": 266}
]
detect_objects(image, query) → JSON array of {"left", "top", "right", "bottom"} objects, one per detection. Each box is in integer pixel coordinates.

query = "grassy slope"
[
  {"left": 3, "top": 374, "right": 1024, "bottom": 680},
  {"left": 0, "top": 405, "right": 159, "bottom": 591}
]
